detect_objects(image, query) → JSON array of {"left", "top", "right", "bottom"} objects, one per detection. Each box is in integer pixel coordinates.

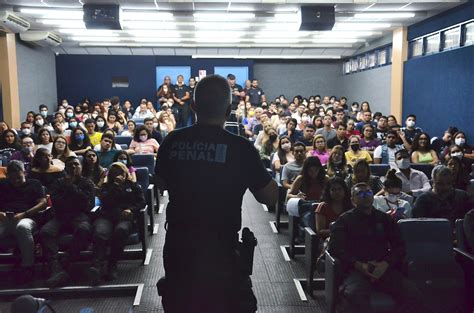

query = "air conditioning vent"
[
  {"left": 0, "top": 11, "right": 30, "bottom": 33},
  {"left": 20, "top": 31, "right": 63, "bottom": 47}
]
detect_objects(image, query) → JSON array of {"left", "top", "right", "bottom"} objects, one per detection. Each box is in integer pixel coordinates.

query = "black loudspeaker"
[
  {"left": 83, "top": 4, "right": 122, "bottom": 30},
  {"left": 299, "top": 5, "right": 335, "bottom": 31}
]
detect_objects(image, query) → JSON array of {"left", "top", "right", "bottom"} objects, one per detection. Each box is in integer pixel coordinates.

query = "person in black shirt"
[
  {"left": 227, "top": 74, "right": 245, "bottom": 110},
  {"left": 280, "top": 118, "right": 302, "bottom": 143},
  {"left": 188, "top": 77, "right": 197, "bottom": 124},
  {"left": 327, "top": 123, "right": 349, "bottom": 151},
  {"left": 245, "top": 79, "right": 266, "bottom": 107},
  {"left": 328, "top": 182, "right": 429, "bottom": 313},
  {"left": 88, "top": 162, "right": 146, "bottom": 284},
  {"left": 144, "top": 118, "right": 164, "bottom": 145},
  {"left": 40, "top": 156, "right": 95, "bottom": 288},
  {"left": 155, "top": 74, "right": 277, "bottom": 313},
  {"left": 173, "top": 74, "right": 191, "bottom": 128},
  {"left": 0, "top": 160, "right": 47, "bottom": 282}
]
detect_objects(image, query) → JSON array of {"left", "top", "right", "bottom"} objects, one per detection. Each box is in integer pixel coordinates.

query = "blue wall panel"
[
  {"left": 403, "top": 46, "right": 474, "bottom": 140},
  {"left": 156, "top": 66, "right": 191, "bottom": 87}
]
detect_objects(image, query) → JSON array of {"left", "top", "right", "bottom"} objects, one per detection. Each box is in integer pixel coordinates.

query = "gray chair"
[
  {"left": 135, "top": 167, "right": 156, "bottom": 235},
  {"left": 369, "top": 164, "right": 390, "bottom": 177},
  {"left": 115, "top": 136, "right": 132, "bottom": 146}
]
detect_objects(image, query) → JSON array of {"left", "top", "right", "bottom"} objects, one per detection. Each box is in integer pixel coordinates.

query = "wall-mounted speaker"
[
  {"left": 299, "top": 5, "right": 335, "bottom": 31},
  {"left": 83, "top": 4, "right": 122, "bottom": 30}
]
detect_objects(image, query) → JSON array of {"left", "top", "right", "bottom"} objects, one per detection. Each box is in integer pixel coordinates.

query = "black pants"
[
  {"left": 161, "top": 229, "right": 257, "bottom": 313},
  {"left": 39, "top": 214, "right": 92, "bottom": 261},
  {"left": 92, "top": 218, "right": 133, "bottom": 265},
  {"left": 340, "top": 269, "right": 430, "bottom": 313},
  {"left": 175, "top": 104, "right": 191, "bottom": 128}
]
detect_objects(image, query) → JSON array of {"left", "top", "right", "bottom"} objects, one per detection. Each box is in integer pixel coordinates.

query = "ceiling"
[{"left": 0, "top": 0, "right": 465, "bottom": 58}]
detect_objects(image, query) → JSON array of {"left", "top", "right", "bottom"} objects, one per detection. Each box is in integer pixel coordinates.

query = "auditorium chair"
[
  {"left": 455, "top": 219, "right": 474, "bottom": 311},
  {"left": 368, "top": 164, "right": 390, "bottom": 177},
  {"left": 132, "top": 118, "right": 145, "bottom": 125},
  {"left": 398, "top": 218, "right": 466, "bottom": 313},
  {"left": 135, "top": 167, "right": 156, "bottom": 235},
  {"left": 131, "top": 154, "right": 155, "bottom": 174},
  {"left": 410, "top": 163, "right": 433, "bottom": 179},
  {"left": 114, "top": 136, "right": 132, "bottom": 147}
]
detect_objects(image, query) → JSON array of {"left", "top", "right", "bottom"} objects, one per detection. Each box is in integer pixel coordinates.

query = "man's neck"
[
  {"left": 400, "top": 168, "right": 411, "bottom": 176},
  {"left": 324, "top": 125, "right": 332, "bottom": 130}
]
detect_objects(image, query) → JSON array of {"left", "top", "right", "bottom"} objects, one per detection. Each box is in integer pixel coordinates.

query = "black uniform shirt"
[{"left": 247, "top": 87, "right": 264, "bottom": 106}]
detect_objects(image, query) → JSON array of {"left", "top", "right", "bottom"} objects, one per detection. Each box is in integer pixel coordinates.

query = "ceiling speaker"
[
  {"left": 299, "top": 5, "right": 335, "bottom": 31},
  {"left": 83, "top": 4, "right": 122, "bottom": 30}
]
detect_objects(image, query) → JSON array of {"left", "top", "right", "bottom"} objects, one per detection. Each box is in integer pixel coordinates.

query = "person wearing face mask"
[
  {"left": 19, "top": 122, "right": 37, "bottom": 142},
  {"left": 258, "top": 127, "right": 279, "bottom": 168},
  {"left": 446, "top": 156, "right": 470, "bottom": 191},
  {"left": 129, "top": 125, "right": 159, "bottom": 156},
  {"left": 401, "top": 114, "right": 422, "bottom": 147},
  {"left": 95, "top": 117, "right": 108, "bottom": 133},
  {"left": 373, "top": 169, "right": 413, "bottom": 218},
  {"left": 144, "top": 118, "right": 164, "bottom": 145},
  {"left": 69, "top": 128, "right": 92, "bottom": 155},
  {"left": 448, "top": 131, "right": 474, "bottom": 164},
  {"left": 272, "top": 136, "right": 294, "bottom": 176},
  {"left": 328, "top": 182, "right": 429, "bottom": 313},
  {"left": 38, "top": 104, "right": 53, "bottom": 124},
  {"left": 11, "top": 136, "right": 36, "bottom": 173},
  {"left": 393, "top": 149, "right": 431, "bottom": 197},
  {"left": 345, "top": 135, "right": 372, "bottom": 168},
  {"left": 33, "top": 114, "right": 52, "bottom": 134},
  {"left": 113, "top": 151, "right": 137, "bottom": 183},
  {"left": 327, "top": 145, "right": 349, "bottom": 179},
  {"left": 413, "top": 165, "right": 473, "bottom": 228}
]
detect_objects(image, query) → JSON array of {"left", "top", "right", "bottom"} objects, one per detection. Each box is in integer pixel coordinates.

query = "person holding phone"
[{"left": 0, "top": 160, "right": 47, "bottom": 283}]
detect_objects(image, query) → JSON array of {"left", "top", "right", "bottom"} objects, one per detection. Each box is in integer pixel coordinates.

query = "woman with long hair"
[
  {"left": 360, "top": 124, "right": 381, "bottom": 157},
  {"left": 69, "top": 127, "right": 93, "bottom": 155},
  {"left": 272, "top": 135, "right": 294, "bottom": 174},
  {"left": 410, "top": 132, "right": 439, "bottom": 165},
  {"left": 326, "top": 145, "right": 348, "bottom": 179},
  {"left": 259, "top": 126, "right": 279, "bottom": 168},
  {"left": 51, "top": 135, "right": 76, "bottom": 164},
  {"left": 129, "top": 125, "right": 159, "bottom": 155},
  {"left": 120, "top": 120, "right": 136, "bottom": 137},
  {"left": 345, "top": 159, "right": 383, "bottom": 194},
  {"left": 446, "top": 156, "right": 470, "bottom": 191},
  {"left": 35, "top": 128, "right": 54, "bottom": 153},
  {"left": 345, "top": 135, "right": 372, "bottom": 168},
  {"left": 0, "top": 129, "right": 21, "bottom": 154},
  {"left": 82, "top": 149, "right": 106, "bottom": 187},
  {"left": 315, "top": 177, "right": 351, "bottom": 239},
  {"left": 307, "top": 134, "right": 330, "bottom": 166},
  {"left": 29, "top": 148, "right": 65, "bottom": 191},
  {"left": 288, "top": 156, "right": 327, "bottom": 201},
  {"left": 113, "top": 150, "right": 137, "bottom": 183}
]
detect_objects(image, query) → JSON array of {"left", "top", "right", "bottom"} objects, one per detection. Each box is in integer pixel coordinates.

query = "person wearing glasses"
[{"left": 328, "top": 182, "right": 429, "bottom": 313}]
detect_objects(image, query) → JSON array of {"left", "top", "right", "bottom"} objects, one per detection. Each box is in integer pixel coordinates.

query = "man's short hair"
[
  {"left": 84, "top": 118, "right": 95, "bottom": 125},
  {"left": 110, "top": 96, "right": 120, "bottom": 106},
  {"left": 293, "top": 141, "right": 306, "bottom": 150},
  {"left": 144, "top": 117, "right": 154, "bottom": 124},
  {"left": 7, "top": 160, "right": 25, "bottom": 175},
  {"left": 305, "top": 124, "right": 316, "bottom": 130},
  {"left": 406, "top": 114, "right": 417, "bottom": 120},
  {"left": 386, "top": 130, "right": 398, "bottom": 138},
  {"left": 287, "top": 118, "right": 297, "bottom": 126},
  {"left": 351, "top": 182, "right": 370, "bottom": 196},
  {"left": 65, "top": 156, "right": 79, "bottom": 165},
  {"left": 394, "top": 149, "right": 409, "bottom": 157},
  {"left": 432, "top": 165, "right": 452, "bottom": 181},
  {"left": 194, "top": 75, "right": 231, "bottom": 118},
  {"left": 20, "top": 121, "right": 31, "bottom": 127},
  {"left": 227, "top": 74, "right": 236, "bottom": 80},
  {"left": 335, "top": 122, "right": 347, "bottom": 129},
  {"left": 39, "top": 104, "right": 48, "bottom": 110}
]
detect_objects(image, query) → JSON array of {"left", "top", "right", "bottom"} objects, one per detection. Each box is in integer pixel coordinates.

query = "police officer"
[
  {"left": 227, "top": 73, "right": 245, "bottom": 111},
  {"left": 245, "top": 79, "right": 266, "bottom": 107},
  {"left": 173, "top": 74, "right": 191, "bottom": 128},
  {"left": 155, "top": 74, "right": 278, "bottom": 313}
]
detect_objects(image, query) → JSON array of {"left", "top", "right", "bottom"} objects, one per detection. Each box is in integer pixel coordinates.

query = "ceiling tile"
[
  {"left": 260, "top": 48, "right": 283, "bottom": 55},
  {"left": 85, "top": 47, "right": 110, "bottom": 55},
  {"left": 281, "top": 48, "right": 303, "bottom": 55},
  {"left": 174, "top": 48, "right": 197, "bottom": 55},
  {"left": 217, "top": 48, "right": 240, "bottom": 56},
  {"left": 131, "top": 48, "right": 154, "bottom": 55},
  {"left": 239, "top": 48, "right": 261, "bottom": 55},
  {"left": 322, "top": 48, "right": 346, "bottom": 55},
  {"left": 153, "top": 48, "right": 176, "bottom": 55},
  {"left": 196, "top": 48, "right": 219, "bottom": 55},
  {"left": 107, "top": 47, "right": 132, "bottom": 55},
  {"left": 301, "top": 48, "right": 326, "bottom": 55},
  {"left": 63, "top": 47, "right": 88, "bottom": 55}
]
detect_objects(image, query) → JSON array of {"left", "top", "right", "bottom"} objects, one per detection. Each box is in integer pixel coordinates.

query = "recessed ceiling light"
[
  {"left": 71, "top": 36, "right": 121, "bottom": 42},
  {"left": 354, "top": 13, "right": 415, "bottom": 19},
  {"left": 20, "top": 8, "right": 83, "bottom": 19},
  {"left": 193, "top": 12, "right": 255, "bottom": 20},
  {"left": 40, "top": 19, "right": 85, "bottom": 28},
  {"left": 121, "top": 11, "right": 174, "bottom": 20}
]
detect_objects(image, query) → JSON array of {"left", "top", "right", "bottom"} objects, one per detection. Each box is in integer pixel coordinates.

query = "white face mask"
[
  {"left": 153, "top": 122, "right": 159, "bottom": 129},
  {"left": 97, "top": 121, "right": 105, "bottom": 128},
  {"left": 455, "top": 138, "right": 465, "bottom": 146},
  {"left": 406, "top": 120, "right": 415, "bottom": 128},
  {"left": 21, "top": 128, "right": 31, "bottom": 135},
  {"left": 58, "top": 109, "right": 66, "bottom": 115},
  {"left": 140, "top": 135, "right": 148, "bottom": 142},
  {"left": 386, "top": 193, "right": 400, "bottom": 203},
  {"left": 66, "top": 112, "right": 74, "bottom": 118},
  {"left": 281, "top": 143, "right": 291, "bottom": 151},
  {"left": 120, "top": 159, "right": 128, "bottom": 166},
  {"left": 451, "top": 152, "right": 463, "bottom": 159},
  {"left": 69, "top": 122, "right": 78, "bottom": 128},
  {"left": 301, "top": 116, "right": 310, "bottom": 123},
  {"left": 36, "top": 120, "right": 44, "bottom": 127},
  {"left": 396, "top": 158, "right": 410, "bottom": 170}
]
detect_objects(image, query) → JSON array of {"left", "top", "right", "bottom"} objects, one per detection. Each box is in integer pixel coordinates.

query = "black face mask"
[
  {"left": 351, "top": 144, "right": 360, "bottom": 151},
  {"left": 269, "top": 134, "right": 277, "bottom": 141}
]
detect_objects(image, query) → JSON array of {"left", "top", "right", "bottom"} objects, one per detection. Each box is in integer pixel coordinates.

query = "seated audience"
[
  {"left": 375, "top": 115, "right": 389, "bottom": 143},
  {"left": 29, "top": 148, "right": 65, "bottom": 191},
  {"left": 106, "top": 112, "right": 123, "bottom": 134},
  {"left": 95, "top": 116, "right": 108, "bottom": 133},
  {"left": 94, "top": 129, "right": 122, "bottom": 151},
  {"left": 401, "top": 114, "right": 423, "bottom": 147},
  {"left": 327, "top": 123, "right": 349, "bottom": 151},
  {"left": 328, "top": 182, "right": 429, "bottom": 313},
  {"left": 0, "top": 129, "right": 22, "bottom": 154},
  {"left": 373, "top": 130, "right": 405, "bottom": 166},
  {"left": 431, "top": 126, "right": 456, "bottom": 157},
  {"left": 129, "top": 126, "right": 159, "bottom": 155},
  {"left": 258, "top": 127, "right": 279, "bottom": 168},
  {"left": 52, "top": 135, "right": 77, "bottom": 165},
  {"left": 96, "top": 133, "right": 119, "bottom": 168},
  {"left": 272, "top": 135, "right": 294, "bottom": 175},
  {"left": 51, "top": 119, "right": 71, "bottom": 140},
  {"left": 144, "top": 117, "right": 164, "bottom": 145},
  {"left": 307, "top": 134, "right": 330, "bottom": 166},
  {"left": 355, "top": 111, "right": 376, "bottom": 132},
  {"left": 33, "top": 114, "right": 49, "bottom": 134},
  {"left": 69, "top": 127, "right": 93, "bottom": 155},
  {"left": 314, "top": 177, "right": 350, "bottom": 239},
  {"left": 451, "top": 131, "right": 474, "bottom": 162},
  {"left": 410, "top": 132, "right": 439, "bottom": 165},
  {"left": 40, "top": 156, "right": 95, "bottom": 288},
  {"left": 120, "top": 120, "right": 136, "bottom": 137},
  {"left": 374, "top": 169, "right": 413, "bottom": 217},
  {"left": 113, "top": 151, "right": 137, "bottom": 183},
  {"left": 327, "top": 145, "right": 349, "bottom": 179},
  {"left": 345, "top": 159, "right": 383, "bottom": 195},
  {"left": 158, "top": 111, "right": 175, "bottom": 137},
  {"left": 19, "top": 122, "right": 37, "bottom": 142},
  {"left": 82, "top": 149, "right": 106, "bottom": 187},
  {"left": 35, "top": 128, "right": 54, "bottom": 153},
  {"left": 393, "top": 149, "right": 431, "bottom": 197},
  {"left": 85, "top": 119, "right": 103, "bottom": 147},
  {"left": 345, "top": 135, "right": 372, "bottom": 168},
  {"left": 345, "top": 119, "right": 360, "bottom": 138},
  {"left": 315, "top": 115, "right": 337, "bottom": 142},
  {"left": 297, "top": 124, "right": 316, "bottom": 149},
  {"left": 359, "top": 124, "right": 381, "bottom": 157},
  {"left": 0, "top": 160, "right": 47, "bottom": 282},
  {"left": 281, "top": 142, "right": 306, "bottom": 190},
  {"left": 446, "top": 156, "right": 470, "bottom": 191},
  {"left": 132, "top": 99, "right": 154, "bottom": 119},
  {"left": 87, "top": 162, "right": 146, "bottom": 284},
  {"left": 280, "top": 118, "right": 302, "bottom": 143},
  {"left": 413, "top": 165, "right": 472, "bottom": 226},
  {"left": 464, "top": 209, "right": 474, "bottom": 253},
  {"left": 10, "top": 136, "right": 35, "bottom": 173}
]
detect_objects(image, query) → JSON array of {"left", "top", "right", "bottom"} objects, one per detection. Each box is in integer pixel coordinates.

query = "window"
[
  {"left": 425, "top": 33, "right": 440, "bottom": 54},
  {"left": 359, "top": 55, "right": 367, "bottom": 70},
  {"left": 368, "top": 52, "right": 376, "bottom": 68},
  {"left": 443, "top": 27, "right": 460, "bottom": 50},
  {"left": 410, "top": 38, "right": 423, "bottom": 57},
  {"left": 377, "top": 49, "right": 387, "bottom": 65},
  {"left": 351, "top": 58, "right": 358, "bottom": 72},
  {"left": 464, "top": 22, "right": 473, "bottom": 46},
  {"left": 344, "top": 61, "right": 351, "bottom": 74},
  {"left": 112, "top": 76, "right": 128, "bottom": 88}
]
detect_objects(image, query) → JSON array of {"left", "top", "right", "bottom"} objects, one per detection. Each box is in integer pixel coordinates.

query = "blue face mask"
[
  {"left": 66, "top": 112, "right": 74, "bottom": 118},
  {"left": 40, "top": 110, "right": 48, "bottom": 117},
  {"left": 75, "top": 134, "right": 85, "bottom": 141},
  {"left": 69, "top": 122, "right": 78, "bottom": 128}
]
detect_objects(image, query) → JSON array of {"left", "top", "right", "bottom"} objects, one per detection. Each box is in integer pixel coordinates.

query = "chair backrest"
[
  {"left": 131, "top": 154, "right": 155, "bottom": 174},
  {"left": 398, "top": 218, "right": 453, "bottom": 263},
  {"left": 455, "top": 219, "right": 466, "bottom": 251},
  {"left": 410, "top": 163, "right": 433, "bottom": 179},
  {"left": 135, "top": 167, "right": 149, "bottom": 190},
  {"left": 115, "top": 136, "right": 133, "bottom": 146},
  {"left": 369, "top": 164, "right": 390, "bottom": 177},
  {"left": 132, "top": 118, "right": 145, "bottom": 125},
  {"left": 120, "top": 144, "right": 128, "bottom": 150}
]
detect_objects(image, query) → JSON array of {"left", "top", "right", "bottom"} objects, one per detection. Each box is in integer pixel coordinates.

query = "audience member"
[
  {"left": 359, "top": 124, "right": 380, "bottom": 157},
  {"left": 345, "top": 135, "right": 372, "bottom": 168},
  {"left": 144, "top": 118, "right": 164, "bottom": 145},
  {"left": 410, "top": 132, "right": 439, "bottom": 165},
  {"left": 375, "top": 115, "right": 389, "bottom": 143},
  {"left": 327, "top": 145, "right": 348, "bottom": 179},
  {"left": 120, "top": 120, "right": 136, "bottom": 137},
  {"left": 280, "top": 118, "right": 302, "bottom": 143},
  {"left": 129, "top": 125, "right": 159, "bottom": 155},
  {"left": 307, "top": 134, "right": 330, "bottom": 166},
  {"left": 52, "top": 135, "right": 77, "bottom": 164},
  {"left": 0, "top": 129, "right": 22, "bottom": 154},
  {"left": 373, "top": 169, "right": 413, "bottom": 217},
  {"left": 431, "top": 126, "right": 456, "bottom": 157},
  {"left": 0, "top": 160, "right": 47, "bottom": 282},
  {"left": 95, "top": 116, "right": 108, "bottom": 133},
  {"left": 96, "top": 133, "right": 119, "bottom": 168},
  {"left": 82, "top": 149, "right": 106, "bottom": 187},
  {"left": 29, "top": 148, "right": 65, "bottom": 191},
  {"left": 69, "top": 127, "right": 92, "bottom": 155},
  {"left": 393, "top": 149, "right": 431, "bottom": 197},
  {"left": 315, "top": 115, "right": 336, "bottom": 142},
  {"left": 446, "top": 156, "right": 470, "bottom": 191},
  {"left": 297, "top": 124, "right": 316, "bottom": 149},
  {"left": 413, "top": 165, "right": 472, "bottom": 226},
  {"left": 355, "top": 111, "right": 376, "bottom": 132},
  {"left": 88, "top": 162, "right": 146, "bottom": 284},
  {"left": 272, "top": 135, "right": 294, "bottom": 175},
  {"left": 40, "top": 156, "right": 95, "bottom": 288},
  {"left": 345, "top": 159, "right": 383, "bottom": 194},
  {"left": 19, "top": 122, "right": 37, "bottom": 142},
  {"left": 10, "top": 136, "right": 35, "bottom": 173},
  {"left": 345, "top": 119, "right": 360, "bottom": 138},
  {"left": 281, "top": 142, "right": 306, "bottom": 190},
  {"left": 106, "top": 112, "right": 123, "bottom": 134},
  {"left": 373, "top": 130, "right": 405, "bottom": 167},
  {"left": 35, "top": 128, "right": 53, "bottom": 153},
  {"left": 327, "top": 123, "right": 349, "bottom": 151},
  {"left": 401, "top": 114, "right": 423, "bottom": 147},
  {"left": 328, "top": 182, "right": 429, "bottom": 313},
  {"left": 85, "top": 119, "right": 102, "bottom": 147},
  {"left": 113, "top": 150, "right": 137, "bottom": 183}
]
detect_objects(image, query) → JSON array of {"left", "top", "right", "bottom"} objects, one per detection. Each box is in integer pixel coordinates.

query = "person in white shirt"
[
  {"left": 132, "top": 101, "right": 154, "bottom": 119},
  {"left": 393, "top": 149, "right": 431, "bottom": 197},
  {"left": 374, "top": 169, "right": 413, "bottom": 217}
]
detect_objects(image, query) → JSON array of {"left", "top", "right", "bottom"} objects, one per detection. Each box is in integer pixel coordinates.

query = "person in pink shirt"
[
  {"left": 129, "top": 125, "right": 159, "bottom": 155},
  {"left": 308, "top": 134, "right": 330, "bottom": 166}
]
